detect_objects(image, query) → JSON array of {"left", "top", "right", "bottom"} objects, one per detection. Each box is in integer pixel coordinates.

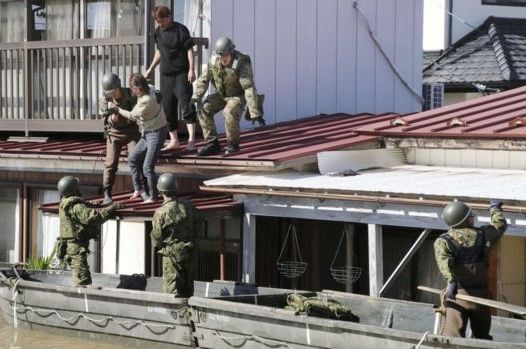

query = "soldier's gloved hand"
[
  {"left": 252, "top": 116, "right": 266, "bottom": 127},
  {"left": 110, "top": 203, "right": 125, "bottom": 211},
  {"left": 189, "top": 98, "right": 200, "bottom": 111},
  {"left": 446, "top": 280, "right": 458, "bottom": 300},
  {"left": 489, "top": 199, "right": 503, "bottom": 210}
]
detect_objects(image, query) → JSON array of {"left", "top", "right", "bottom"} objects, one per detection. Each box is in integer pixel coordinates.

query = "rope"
[
  {"left": 7, "top": 302, "right": 186, "bottom": 335},
  {"left": 214, "top": 330, "right": 296, "bottom": 348},
  {"left": 415, "top": 331, "right": 429, "bottom": 348},
  {"left": 192, "top": 0, "right": 207, "bottom": 37},
  {"left": 353, "top": 2, "right": 425, "bottom": 105}
]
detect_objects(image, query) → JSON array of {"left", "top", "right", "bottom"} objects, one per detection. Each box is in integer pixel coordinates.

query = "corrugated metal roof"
[
  {"left": 0, "top": 113, "right": 382, "bottom": 173},
  {"left": 4, "top": 83, "right": 526, "bottom": 173},
  {"left": 40, "top": 192, "right": 242, "bottom": 218},
  {"left": 202, "top": 165, "right": 526, "bottom": 203},
  {"left": 354, "top": 85, "right": 526, "bottom": 138}
]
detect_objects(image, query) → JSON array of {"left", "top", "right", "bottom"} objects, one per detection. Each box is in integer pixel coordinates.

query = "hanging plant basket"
[
  {"left": 276, "top": 261, "right": 308, "bottom": 279},
  {"left": 330, "top": 228, "right": 362, "bottom": 284},
  {"left": 330, "top": 266, "right": 362, "bottom": 284},
  {"left": 276, "top": 224, "right": 307, "bottom": 278}
]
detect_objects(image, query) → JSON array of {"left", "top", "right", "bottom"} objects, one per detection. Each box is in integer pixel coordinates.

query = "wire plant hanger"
[
  {"left": 276, "top": 223, "right": 307, "bottom": 278},
  {"left": 330, "top": 228, "right": 362, "bottom": 284}
]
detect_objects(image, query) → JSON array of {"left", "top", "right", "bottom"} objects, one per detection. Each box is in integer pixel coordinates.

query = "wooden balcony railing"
[{"left": 0, "top": 36, "right": 208, "bottom": 136}]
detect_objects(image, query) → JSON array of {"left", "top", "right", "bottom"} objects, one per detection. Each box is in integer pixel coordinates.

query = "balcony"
[{"left": 0, "top": 36, "right": 208, "bottom": 136}]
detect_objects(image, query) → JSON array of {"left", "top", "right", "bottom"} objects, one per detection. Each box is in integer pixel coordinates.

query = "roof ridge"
[{"left": 487, "top": 20, "right": 515, "bottom": 81}]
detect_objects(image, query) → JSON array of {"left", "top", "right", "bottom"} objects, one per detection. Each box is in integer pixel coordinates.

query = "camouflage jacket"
[
  {"left": 193, "top": 50, "right": 261, "bottom": 118},
  {"left": 150, "top": 196, "right": 201, "bottom": 249},
  {"left": 434, "top": 207, "right": 507, "bottom": 283},
  {"left": 59, "top": 196, "right": 115, "bottom": 241},
  {"left": 99, "top": 87, "right": 139, "bottom": 134}
]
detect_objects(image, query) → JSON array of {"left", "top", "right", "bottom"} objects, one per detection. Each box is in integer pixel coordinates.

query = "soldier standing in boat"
[
  {"left": 434, "top": 200, "right": 507, "bottom": 339},
  {"left": 150, "top": 173, "right": 201, "bottom": 296},
  {"left": 57, "top": 176, "right": 124, "bottom": 286}
]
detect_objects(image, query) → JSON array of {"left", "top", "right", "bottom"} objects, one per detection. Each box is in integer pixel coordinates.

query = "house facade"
[{"left": 11, "top": 0, "right": 525, "bottom": 307}]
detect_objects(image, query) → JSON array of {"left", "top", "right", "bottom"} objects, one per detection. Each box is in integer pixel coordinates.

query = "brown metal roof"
[
  {"left": 40, "top": 192, "right": 242, "bottom": 218},
  {"left": 4, "top": 85, "right": 526, "bottom": 176},
  {"left": 354, "top": 86, "right": 526, "bottom": 138},
  {"left": 0, "top": 113, "right": 382, "bottom": 173}
]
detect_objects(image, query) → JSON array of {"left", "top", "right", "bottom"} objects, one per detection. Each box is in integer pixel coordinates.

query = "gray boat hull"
[
  {"left": 189, "top": 290, "right": 526, "bottom": 349},
  {"left": 2, "top": 267, "right": 526, "bottom": 349}
]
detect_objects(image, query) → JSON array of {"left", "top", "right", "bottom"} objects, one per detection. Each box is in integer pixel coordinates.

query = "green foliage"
[{"left": 25, "top": 244, "right": 57, "bottom": 270}]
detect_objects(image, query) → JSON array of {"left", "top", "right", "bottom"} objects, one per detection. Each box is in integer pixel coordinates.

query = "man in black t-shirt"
[{"left": 145, "top": 5, "right": 197, "bottom": 152}]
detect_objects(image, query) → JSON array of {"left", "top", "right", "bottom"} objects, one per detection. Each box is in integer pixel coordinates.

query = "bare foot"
[
  {"left": 161, "top": 142, "right": 180, "bottom": 151},
  {"left": 130, "top": 190, "right": 144, "bottom": 199}
]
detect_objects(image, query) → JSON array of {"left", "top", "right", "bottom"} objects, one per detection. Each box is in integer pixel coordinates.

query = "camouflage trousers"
[
  {"left": 198, "top": 93, "right": 245, "bottom": 145},
  {"left": 65, "top": 241, "right": 92, "bottom": 286},
  {"left": 103, "top": 129, "right": 139, "bottom": 189},
  {"left": 162, "top": 255, "right": 194, "bottom": 296}
]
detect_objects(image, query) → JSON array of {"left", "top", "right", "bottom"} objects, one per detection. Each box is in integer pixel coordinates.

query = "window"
[
  {"left": 0, "top": 0, "right": 146, "bottom": 42},
  {"left": 87, "top": 0, "right": 145, "bottom": 38},
  {"left": 482, "top": 0, "right": 526, "bottom": 6},
  {"left": 0, "top": 185, "right": 20, "bottom": 263},
  {"left": 31, "top": 189, "right": 60, "bottom": 259},
  {"left": 0, "top": 0, "right": 24, "bottom": 43}
]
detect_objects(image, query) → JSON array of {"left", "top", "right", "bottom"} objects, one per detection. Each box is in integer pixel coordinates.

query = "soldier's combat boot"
[
  {"left": 197, "top": 139, "right": 220, "bottom": 156},
  {"left": 224, "top": 143, "right": 239, "bottom": 156},
  {"left": 102, "top": 188, "right": 113, "bottom": 205}
]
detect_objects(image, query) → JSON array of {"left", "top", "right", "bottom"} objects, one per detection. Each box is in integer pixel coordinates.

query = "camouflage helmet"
[
  {"left": 57, "top": 176, "right": 80, "bottom": 197},
  {"left": 157, "top": 173, "right": 178, "bottom": 193},
  {"left": 102, "top": 73, "right": 121, "bottom": 93},
  {"left": 214, "top": 36, "right": 235, "bottom": 56},
  {"left": 442, "top": 201, "right": 472, "bottom": 227}
]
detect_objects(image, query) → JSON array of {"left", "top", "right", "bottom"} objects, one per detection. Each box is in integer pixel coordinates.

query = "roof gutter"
[{"left": 199, "top": 186, "right": 526, "bottom": 213}]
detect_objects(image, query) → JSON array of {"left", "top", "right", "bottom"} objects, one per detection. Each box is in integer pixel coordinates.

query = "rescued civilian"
[
  {"left": 117, "top": 73, "right": 168, "bottom": 203},
  {"left": 145, "top": 5, "right": 197, "bottom": 152}
]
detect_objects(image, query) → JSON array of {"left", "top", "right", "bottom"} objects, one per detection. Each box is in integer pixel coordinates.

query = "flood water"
[{"left": 0, "top": 311, "right": 133, "bottom": 349}]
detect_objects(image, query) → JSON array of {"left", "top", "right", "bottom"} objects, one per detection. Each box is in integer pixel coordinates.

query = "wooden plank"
[{"left": 417, "top": 286, "right": 526, "bottom": 316}]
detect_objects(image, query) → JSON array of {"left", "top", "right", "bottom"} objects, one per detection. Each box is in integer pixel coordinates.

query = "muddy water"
[{"left": 0, "top": 313, "right": 134, "bottom": 349}]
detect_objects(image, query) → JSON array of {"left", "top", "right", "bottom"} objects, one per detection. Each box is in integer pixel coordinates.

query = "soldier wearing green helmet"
[
  {"left": 99, "top": 72, "right": 140, "bottom": 205},
  {"left": 434, "top": 199, "right": 507, "bottom": 339},
  {"left": 57, "top": 176, "right": 124, "bottom": 286},
  {"left": 191, "top": 36, "right": 265, "bottom": 156},
  {"left": 150, "top": 173, "right": 202, "bottom": 296}
]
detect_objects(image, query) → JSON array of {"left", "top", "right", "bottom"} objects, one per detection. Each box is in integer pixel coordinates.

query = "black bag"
[{"left": 117, "top": 273, "right": 147, "bottom": 290}]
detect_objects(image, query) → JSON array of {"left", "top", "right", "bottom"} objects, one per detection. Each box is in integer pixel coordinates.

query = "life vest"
[
  {"left": 442, "top": 230, "right": 488, "bottom": 289},
  {"left": 59, "top": 196, "right": 85, "bottom": 240}
]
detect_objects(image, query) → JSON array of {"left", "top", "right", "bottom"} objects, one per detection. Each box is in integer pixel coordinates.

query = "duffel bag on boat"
[{"left": 286, "top": 293, "right": 359, "bottom": 322}]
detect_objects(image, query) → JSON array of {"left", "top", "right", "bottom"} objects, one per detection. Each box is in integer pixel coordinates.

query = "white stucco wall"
[
  {"left": 430, "top": 0, "right": 526, "bottom": 50},
  {"left": 199, "top": 0, "right": 423, "bottom": 132}
]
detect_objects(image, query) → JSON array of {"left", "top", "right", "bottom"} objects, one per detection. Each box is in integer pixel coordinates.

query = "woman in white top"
[{"left": 117, "top": 73, "right": 168, "bottom": 202}]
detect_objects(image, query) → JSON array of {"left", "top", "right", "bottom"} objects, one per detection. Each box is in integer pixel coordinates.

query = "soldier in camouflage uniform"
[
  {"left": 191, "top": 36, "right": 264, "bottom": 156},
  {"left": 150, "top": 173, "right": 201, "bottom": 296},
  {"left": 100, "top": 72, "right": 140, "bottom": 205},
  {"left": 434, "top": 200, "right": 507, "bottom": 339},
  {"left": 57, "top": 176, "right": 124, "bottom": 286}
]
